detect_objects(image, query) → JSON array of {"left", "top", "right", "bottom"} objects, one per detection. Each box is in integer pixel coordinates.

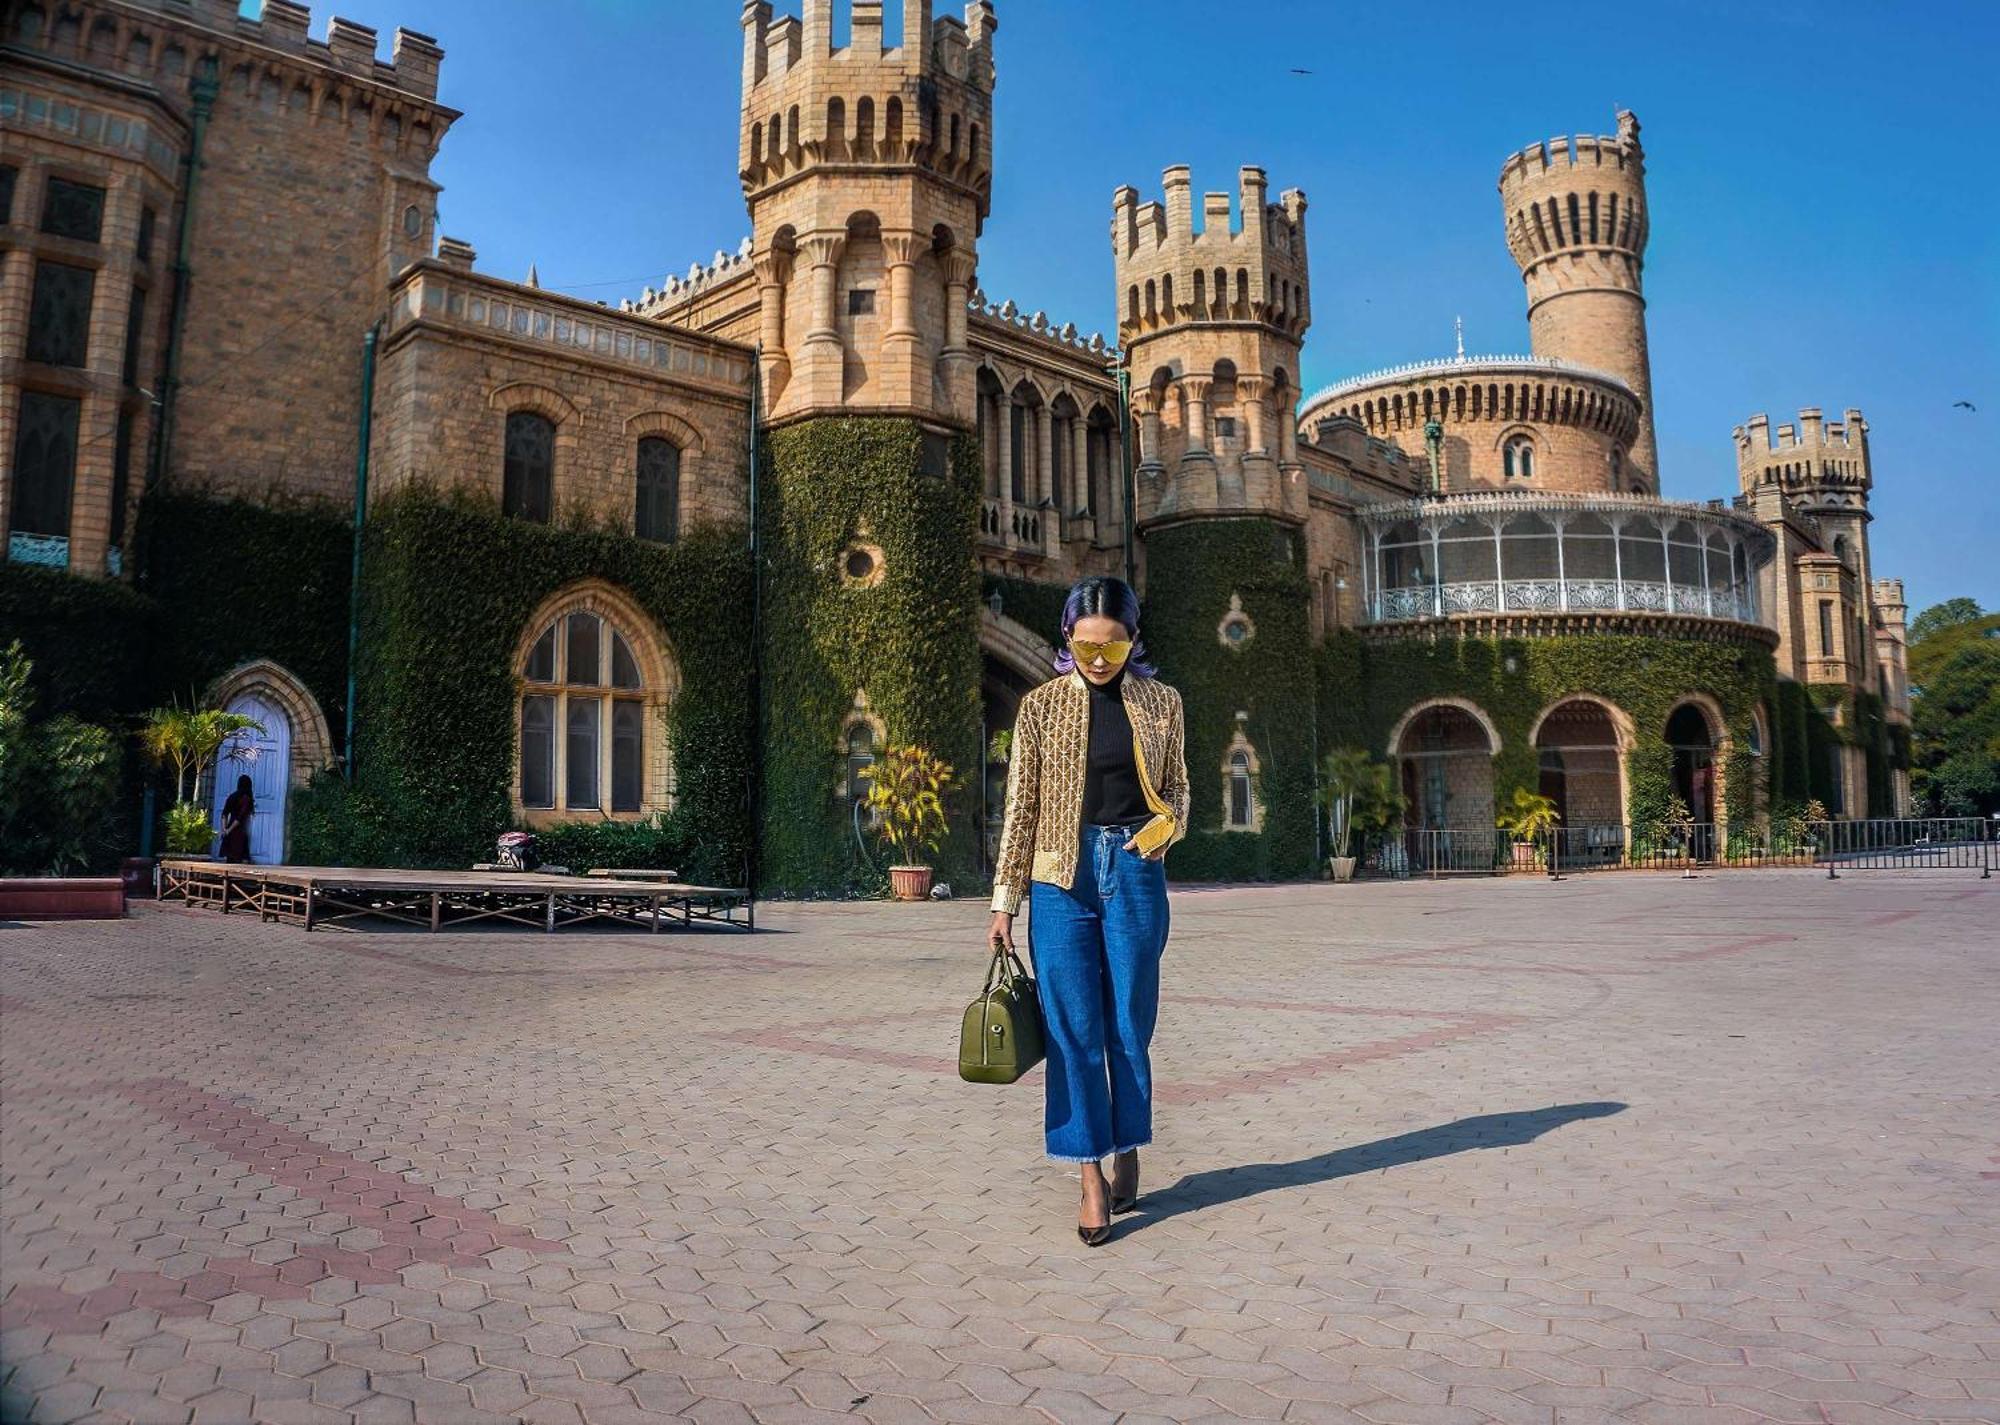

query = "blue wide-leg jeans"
[{"left": 1028, "top": 821, "right": 1171, "bottom": 1163}]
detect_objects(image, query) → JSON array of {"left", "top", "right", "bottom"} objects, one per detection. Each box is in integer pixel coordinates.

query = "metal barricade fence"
[
  {"left": 1817, "top": 817, "right": 1993, "bottom": 878},
  {"left": 1358, "top": 819, "right": 1992, "bottom": 879}
]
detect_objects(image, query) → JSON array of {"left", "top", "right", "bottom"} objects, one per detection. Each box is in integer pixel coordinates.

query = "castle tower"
[
  {"left": 1113, "top": 165, "right": 1311, "bottom": 526},
  {"left": 739, "top": 0, "right": 995, "bottom": 427},
  {"left": 1734, "top": 406, "right": 1874, "bottom": 578},
  {"left": 1499, "top": 110, "right": 1659, "bottom": 492}
]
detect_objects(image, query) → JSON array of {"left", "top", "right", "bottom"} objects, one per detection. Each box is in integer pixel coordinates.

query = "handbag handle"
[{"left": 983, "top": 937, "right": 1029, "bottom": 992}]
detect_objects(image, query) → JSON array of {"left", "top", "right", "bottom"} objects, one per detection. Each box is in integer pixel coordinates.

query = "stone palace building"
[{"left": 0, "top": 0, "right": 1912, "bottom": 889}]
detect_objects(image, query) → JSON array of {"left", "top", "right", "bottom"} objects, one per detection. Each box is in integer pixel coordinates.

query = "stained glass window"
[
  {"left": 27, "top": 261, "right": 94, "bottom": 367},
  {"left": 635, "top": 437, "right": 680, "bottom": 543},
  {"left": 11, "top": 392, "right": 80, "bottom": 537},
  {"left": 39, "top": 177, "right": 105, "bottom": 242},
  {"left": 502, "top": 410, "right": 553, "bottom": 522}
]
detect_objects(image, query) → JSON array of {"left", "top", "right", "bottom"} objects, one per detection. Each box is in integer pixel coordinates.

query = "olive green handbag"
[{"left": 958, "top": 938, "right": 1045, "bottom": 1084}]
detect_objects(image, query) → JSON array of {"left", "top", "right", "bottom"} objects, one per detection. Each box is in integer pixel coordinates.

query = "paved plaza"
[{"left": 2, "top": 871, "right": 1995, "bottom": 1424}]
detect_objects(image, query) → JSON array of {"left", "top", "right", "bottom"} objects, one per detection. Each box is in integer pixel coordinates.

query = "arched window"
[
  {"left": 1503, "top": 436, "right": 1535, "bottom": 480},
  {"left": 1228, "top": 750, "right": 1253, "bottom": 828},
  {"left": 503, "top": 411, "right": 554, "bottom": 522},
  {"left": 519, "top": 606, "right": 654, "bottom": 814},
  {"left": 845, "top": 723, "right": 875, "bottom": 802},
  {"left": 635, "top": 437, "right": 680, "bottom": 543}
]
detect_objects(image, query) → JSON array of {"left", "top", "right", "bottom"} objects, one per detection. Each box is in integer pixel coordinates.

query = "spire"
[
  {"left": 526, "top": 263, "right": 541, "bottom": 289},
  {"left": 1454, "top": 315, "right": 1465, "bottom": 361}
]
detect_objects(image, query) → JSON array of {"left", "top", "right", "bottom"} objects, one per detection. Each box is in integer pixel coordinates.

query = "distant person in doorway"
[
  {"left": 988, "top": 576, "right": 1190, "bottom": 1245},
  {"left": 219, "top": 774, "right": 254, "bottom": 864}
]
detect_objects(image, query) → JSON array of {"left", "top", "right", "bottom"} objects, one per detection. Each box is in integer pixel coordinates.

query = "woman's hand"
[
  {"left": 989, "top": 910, "right": 1015, "bottom": 950},
  {"left": 1121, "top": 837, "right": 1167, "bottom": 861}
]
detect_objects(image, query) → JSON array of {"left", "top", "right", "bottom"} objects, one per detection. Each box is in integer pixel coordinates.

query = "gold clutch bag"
[{"left": 1130, "top": 811, "right": 1176, "bottom": 856}]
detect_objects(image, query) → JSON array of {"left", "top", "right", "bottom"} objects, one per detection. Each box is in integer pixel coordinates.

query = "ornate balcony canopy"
[{"left": 1356, "top": 491, "right": 1775, "bottom": 631}]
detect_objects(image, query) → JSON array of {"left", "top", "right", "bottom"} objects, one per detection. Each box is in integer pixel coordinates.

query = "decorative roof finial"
[
  {"left": 1454, "top": 315, "right": 1464, "bottom": 361},
  {"left": 526, "top": 262, "right": 541, "bottom": 289}
]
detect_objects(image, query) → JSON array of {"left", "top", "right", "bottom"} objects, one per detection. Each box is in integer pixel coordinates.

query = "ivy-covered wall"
[
  {"left": 292, "top": 486, "right": 753, "bottom": 882},
  {"left": 758, "top": 417, "right": 984, "bottom": 897},
  {"left": 1320, "top": 627, "right": 1780, "bottom": 829},
  {"left": 1139, "top": 518, "right": 1318, "bottom": 881},
  {"left": 0, "top": 563, "right": 156, "bottom": 720},
  {"left": 136, "top": 492, "right": 353, "bottom": 749}
]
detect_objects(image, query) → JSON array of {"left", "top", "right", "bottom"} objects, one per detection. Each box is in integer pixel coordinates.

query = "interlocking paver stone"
[{"left": 4, "top": 876, "right": 1996, "bottom": 1422}]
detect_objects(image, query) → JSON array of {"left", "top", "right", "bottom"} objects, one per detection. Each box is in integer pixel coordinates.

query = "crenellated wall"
[
  {"left": 738, "top": 0, "right": 997, "bottom": 427},
  {"left": 1498, "top": 110, "right": 1658, "bottom": 492}
]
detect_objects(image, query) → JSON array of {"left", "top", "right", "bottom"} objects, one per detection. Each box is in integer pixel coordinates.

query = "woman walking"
[{"left": 988, "top": 575, "right": 1189, "bottom": 1244}]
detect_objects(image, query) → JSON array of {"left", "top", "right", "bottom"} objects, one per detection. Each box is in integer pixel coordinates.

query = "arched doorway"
[
  {"left": 210, "top": 692, "right": 290, "bottom": 864},
  {"left": 1392, "top": 702, "right": 1497, "bottom": 871},
  {"left": 1666, "top": 702, "right": 1718, "bottom": 860},
  {"left": 1535, "top": 699, "right": 1627, "bottom": 865}
]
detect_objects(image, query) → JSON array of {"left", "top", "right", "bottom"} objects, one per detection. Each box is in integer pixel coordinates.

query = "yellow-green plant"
[
  {"left": 1496, "top": 787, "right": 1562, "bottom": 842},
  {"left": 859, "top": 743, "right": 959, "bottom": 869},
  {"left": 140, "top": 702, "right": 265, "bottom": 856},
  {"left": 1315, "top": 746, "right": 1403, "bottom": 860}
]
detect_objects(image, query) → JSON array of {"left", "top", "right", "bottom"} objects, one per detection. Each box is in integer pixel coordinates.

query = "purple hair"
[{"left": 1053, "top": 575, "right": 1157, "bottom": 677}]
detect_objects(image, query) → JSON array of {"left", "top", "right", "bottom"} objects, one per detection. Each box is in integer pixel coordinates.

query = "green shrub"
[{"left": 0, "top": 643, "right": 124, "bottom": 874}]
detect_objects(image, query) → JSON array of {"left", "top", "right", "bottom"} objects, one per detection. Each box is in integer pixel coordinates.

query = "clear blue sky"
[{"left": 287, "top": 0, "right": 1996, "bottom": 617}]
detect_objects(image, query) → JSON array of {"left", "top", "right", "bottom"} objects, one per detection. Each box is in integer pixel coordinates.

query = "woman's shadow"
[{"left": 1129, "top": 1102, "right": 1626, "bottom": 1228}]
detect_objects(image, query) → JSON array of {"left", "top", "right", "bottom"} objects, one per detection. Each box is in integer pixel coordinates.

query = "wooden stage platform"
[{"left": 157, "top": 860, "right": 754, "bottom": 933}]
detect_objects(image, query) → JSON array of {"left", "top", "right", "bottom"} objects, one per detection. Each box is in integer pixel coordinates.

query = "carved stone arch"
[
  {"left": 204, "top": 660, "right": 334, "bottom": 792},
  {"left": 623, "top": 409, "right": 706, "bottom": 455},
  {"left": 980, "top": 608, "right": 1058, "bottom": 686},
  {"left": 1527, "top": 693, "right": 1634, "bottom": 753},
  {"left": 488, "top": 381, "right": 578, "bottom": 426},
  {"left": 1386, "top": 696, "right": 1502, "bottom": 759}
]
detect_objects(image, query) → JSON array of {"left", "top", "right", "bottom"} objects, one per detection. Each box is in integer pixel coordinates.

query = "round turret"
[{"left": 1497, "top": 110, "right": 1658, "bottom": 492}]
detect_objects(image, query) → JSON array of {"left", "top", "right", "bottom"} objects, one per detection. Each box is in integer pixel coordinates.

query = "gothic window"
[
  {"left": 27, "top": 261, "right": 95, "bottom": 367},
  {"left": 635, "top": 437, "right": 680, "bottom": 543},
  {"left": 122, "top": 285, "right": 146, "bottom": 385},
  {"left": 1228, "top": 750, "right": 1253, "bottom": 828},
  {"left": 11, "top": 391, "right": 80, "bottom": 538},
  {"left": 40, "top": 177, "right": 105, "bottom": 242},
  {"left": 1818, "top": 599, "right": 1835, "bottom": 658},
  {"left": 1503, "top": 437, "right": 1535, "bottom": 480},
  {"left": 503, "top": 410, "right": 554, "bottom": 523},
  {"left": 518, "top": 606, "right": 653, "bottom": 814}
]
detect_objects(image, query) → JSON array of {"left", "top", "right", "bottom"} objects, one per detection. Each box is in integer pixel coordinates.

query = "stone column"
[
  {"left": 1036, "top": 404, "right": 1059, "bottom": 553},
  {"left": 1236, "top": 375, "right": 1269, "bottom": 454},
  {"left": 1132, "top": 389, "right": 1163, "bottom": 473},
  {"left": 752, "top": 246, "right": 794, "bottom": 403},
  {"left": 880, "top": 230, "right": 926, "bottom": 411},
  {"left": 1180, "top": 376, "right": 1214, "bottom": 464},
  {"left": 995, "top": 392, "right": 1014, "bottom": 541},
  {"left": 938, "top": 248, "right": 978, "bottom": 424},
  {"left": 1070, "top": 416, "right": 1089, "bottom": 513},
  {"left": 797, "top": 233, "right": 845, "bottom": 409}
]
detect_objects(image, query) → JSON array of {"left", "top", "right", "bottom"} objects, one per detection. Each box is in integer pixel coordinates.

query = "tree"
[
  {"left": 0, "top": 643, "right": 122, "bottom": 875},
  {"left": 1909, "top": 597, "right": 1983, "bottom": 646},
  {"left": 1906, "top": 606, "right": 2000, "bottom": 818}
]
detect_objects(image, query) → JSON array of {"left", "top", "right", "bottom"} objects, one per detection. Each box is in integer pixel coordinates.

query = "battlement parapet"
[
  {"left": 1733, "top": 407, "right": 1871, "bottom": 498},
  {"left": 76, "top": 0, "right": 453, "bottom": 104},
  {"left": 630, "top": 237, "right": 757, "bottom": 317},
  {"left": 1112, "top": 164, "right": 1309, "bottom": 344},
  {"left": 1498, "top": 109, "right": 1644, "bottom": 193},
  {"left": 738, "top": 1, "right": 996, "bottom": 211},
  {"left": 965, "top": 289, "right": 1114, "bottom": 359},
  {"left": 1300, "top": 353, "right": 1630, "bottom": 413}
]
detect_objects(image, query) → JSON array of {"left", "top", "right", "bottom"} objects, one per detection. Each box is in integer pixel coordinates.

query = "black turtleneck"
[{"left": 1080, "top": 667, "right": 1150, "bottom": 826}]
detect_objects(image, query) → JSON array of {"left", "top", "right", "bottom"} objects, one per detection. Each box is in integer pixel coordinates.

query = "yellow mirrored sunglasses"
[{"left": 1069, "top": 638, "right": 1133, "bottom": 666}]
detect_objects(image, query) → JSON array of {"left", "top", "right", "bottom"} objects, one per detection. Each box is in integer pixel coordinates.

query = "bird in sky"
[
  {"left": 1951, "top": 400, "right": 1976, "bottom": 411},
  {"left": 1290, "top": 68, "right": 1314, "bottom": 75}
]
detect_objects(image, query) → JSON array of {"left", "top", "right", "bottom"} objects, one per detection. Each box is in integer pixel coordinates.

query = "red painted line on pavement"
[
  {"left": 1649, "top": 933, "right": 1796, "bottom": 963},
  {"left": 1156, "top": 1011, "right": 1530, "bottom": 1105}
]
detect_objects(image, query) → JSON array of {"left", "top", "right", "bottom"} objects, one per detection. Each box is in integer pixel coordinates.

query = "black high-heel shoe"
[
  {"left": 1110, "top": 1155, "right": 1140, "bottom": 1215},
  {"left": 1078, "top": 1219, "right": 1112, "bottom": 1246}
]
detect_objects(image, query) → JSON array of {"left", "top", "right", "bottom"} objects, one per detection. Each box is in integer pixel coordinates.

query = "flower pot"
[
  {"left": 1329, "top": 855, "right": 1357, "bottom": 883},
  {"left": 889, "top": 865, "right": 933, "bottom": 901},
  {"left": 1509, "top": 841, "right": 1541, "bottom": 872}
]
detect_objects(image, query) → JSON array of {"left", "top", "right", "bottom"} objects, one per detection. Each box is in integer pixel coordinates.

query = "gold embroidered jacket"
[{"left": 989, "top": 670, "right": 1190, "bottom": 915}]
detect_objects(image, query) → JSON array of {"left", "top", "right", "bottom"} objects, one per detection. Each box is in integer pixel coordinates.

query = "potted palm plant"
[
  {"left": 1316, "top": 747, "right": 1403, "bottom": 883},
  {"left": 139, "top": 703, "right": 265, "bottom": 858},
  {"left": 1650, "top": 793, "right": 1696, "bottom": 863},
  {"left": 859, "top": 742, "right": 959, "bottom": 901},
  {"left": 1495, "top": 787, "right": 1561, "bottom": 871}
]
